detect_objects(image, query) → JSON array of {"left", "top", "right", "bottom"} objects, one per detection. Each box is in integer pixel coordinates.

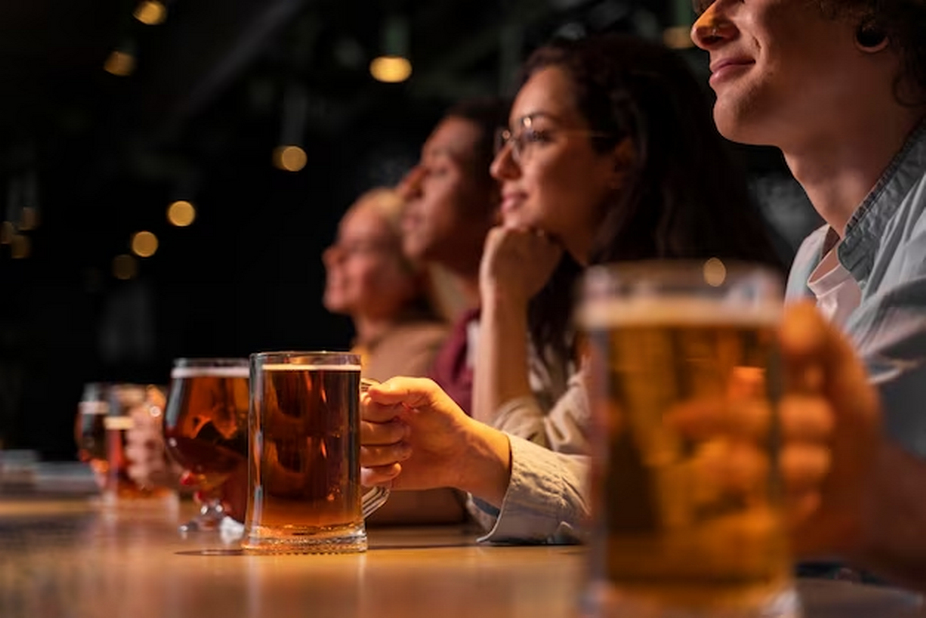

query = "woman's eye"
[{"left": 524, "top": 129, "right": 550, "bottom": 143}]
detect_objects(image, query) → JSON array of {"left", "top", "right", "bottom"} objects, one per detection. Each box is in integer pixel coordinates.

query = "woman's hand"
[{"left": 479, "top": 226, "right": 562, "bottom": 307}]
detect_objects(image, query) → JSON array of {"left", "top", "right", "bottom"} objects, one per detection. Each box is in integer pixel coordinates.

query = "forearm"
[
  {"left": 455, "top": 418, "right": 513, "bottom": 508},
  {"left": 472, "top": 288, "right": 534, "bottom": 425},
  {"left": 477, "top": 436, "right": 590, "bottom": 544},
  {"left": 854, "top": 442, "right": 926, "bottom": 590}
]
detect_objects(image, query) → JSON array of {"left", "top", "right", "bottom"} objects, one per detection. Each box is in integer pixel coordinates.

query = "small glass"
[
  {"left": 163, "top": 358, "right": 249, "bottom": 533},
  {"left": 103, "top": 384, "right": 176, "bottom": 505},
  {"left": 75, "top": 383, "right": 111, "bottom": 489},
  {"left": 242, "top": 352, "right": 389, "bottom": 554},
  {"left": 578, "top": 260, "right": 800, "bottom": 618}
]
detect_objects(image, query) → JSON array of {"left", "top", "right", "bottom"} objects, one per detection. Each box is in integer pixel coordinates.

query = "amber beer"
[
  {"left": 580, "top": 262, "right": 797, "bottom": 617},
  {"left": 104, "top": 384, "right": 174, "bottom": 502},
  {"left": 163, "top": 365, "right": 249, "bottom": 490},
  {"left": 243, "top": 352, "right": 367, "bottom": 554}
]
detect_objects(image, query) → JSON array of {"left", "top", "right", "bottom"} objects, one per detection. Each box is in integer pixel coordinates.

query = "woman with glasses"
[{"left": 470, "top": 34, "right": 783, "bottom": 457}]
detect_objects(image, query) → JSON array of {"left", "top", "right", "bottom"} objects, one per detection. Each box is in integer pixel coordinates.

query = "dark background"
[{"left": 0, "top": 0, "right": 819, "bottom": 460}]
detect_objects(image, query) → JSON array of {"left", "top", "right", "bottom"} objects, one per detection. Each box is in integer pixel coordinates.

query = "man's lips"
[{"left": 709, "top": 58, "right": 754, "bottom": 85}]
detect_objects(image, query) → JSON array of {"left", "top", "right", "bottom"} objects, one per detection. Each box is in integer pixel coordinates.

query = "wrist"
[
  {"left": 482, "top": 284, "right": 530, "bottom": 317},
  {"left": 456, "top": 418, "right": 512, "bottom": 508}
]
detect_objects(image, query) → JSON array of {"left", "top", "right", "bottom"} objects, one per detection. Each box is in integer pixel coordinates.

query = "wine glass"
[{"left": 162, "top": 358, "right": 249, "bottom": 534}]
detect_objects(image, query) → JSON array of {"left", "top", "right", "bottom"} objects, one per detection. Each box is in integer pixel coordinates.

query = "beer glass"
[
  {"left": 242, "top": 352, "right": 389, "bottom": 554},
  {"left": 75, "top": 383, "right": 111, "bottom": 488},
  {"left": 163, "top": 358, "right": 249, "bottom": 533},
  {"left": 103, "top": 384, "right": 176, "bottom": 504},
  {"left": 578, "top": 261, "right": 799, "bottom": 618}
]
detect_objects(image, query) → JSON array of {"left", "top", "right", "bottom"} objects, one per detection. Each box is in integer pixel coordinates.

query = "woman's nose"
[{"left": 490, "top": 142, "right": 520, "bottom": 181}]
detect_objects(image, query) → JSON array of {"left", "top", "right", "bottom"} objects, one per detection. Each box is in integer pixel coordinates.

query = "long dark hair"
[{"left": 523, "top": 35, "right": 784, "bottom": 360}]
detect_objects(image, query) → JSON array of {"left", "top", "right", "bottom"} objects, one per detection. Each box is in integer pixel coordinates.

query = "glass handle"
[
  {"left": 361, "top": 485, "right": 390, "bottom": 517},
  {"left": 359, "top": 377, "right": 390, "bottom": 517}
]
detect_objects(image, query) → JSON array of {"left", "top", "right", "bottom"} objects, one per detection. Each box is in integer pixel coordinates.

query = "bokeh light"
[
  {"left": 272, "top": 145, "right": 307, "bottom": 172},
  {"left": 104, "top": 51, "right": 136, "bottom": 76},
  {"left": 131, "top": 231, "right": 159, "bottom": 258},
  {"left": 703, "top": 258, "right": 727, "bottom": 287},
  {"left": 113, "top": 254, "right": 138, "bottom": 280},
  {"left": 10, "top": 235, "right": 30, "bottom": 259},
  {"left": 0, "top": 221, "right": 13, "bottom": 245},
  {"left": 167, "top": 200, "right": 196, "bottom": 227},
  {"left": 369, "top": 56, "right": 412, "bottom": 83},
  {"left": 134, "top": 0, "right": 167, "bottom": 25}
]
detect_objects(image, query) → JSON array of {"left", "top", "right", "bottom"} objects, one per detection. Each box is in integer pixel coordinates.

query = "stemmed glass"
[{"left": 162, "top": 358, "right": 249, "bottom": 534}]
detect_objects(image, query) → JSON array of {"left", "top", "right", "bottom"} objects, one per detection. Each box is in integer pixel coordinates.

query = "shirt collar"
[{"left": 839, "top": 120, "right": 926, "bottom": 283}]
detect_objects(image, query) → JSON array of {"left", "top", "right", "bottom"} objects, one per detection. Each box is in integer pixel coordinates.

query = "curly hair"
[
  {"left": 520, "top": 35, "right": 784, "bottom": 360},
  {"left": 816, "top": 0, "right": 926, "bottom": 105}
]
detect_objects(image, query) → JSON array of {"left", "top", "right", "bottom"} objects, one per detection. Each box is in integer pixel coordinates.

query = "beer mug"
[
  {"left": 242, "top": 352, "right": 389, "bottom": 554},
  {"left": 75, "top": 383, "right": 111, "bottom": 487},
  {"left": 578, "top": 261, "right": 799, "bottom": 617}
]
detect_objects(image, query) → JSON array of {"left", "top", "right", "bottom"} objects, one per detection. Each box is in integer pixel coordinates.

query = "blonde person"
[
  {"left": 323, "top": 186, "right": 463, "bottom": 525},
  {"left": 323, "top": 187, "right": 447, "bottom": 383}
]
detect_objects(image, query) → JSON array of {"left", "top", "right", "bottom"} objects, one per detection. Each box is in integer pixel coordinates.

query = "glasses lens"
[{"left": 494, "top": 128, "right": 511, "bottom": 156}]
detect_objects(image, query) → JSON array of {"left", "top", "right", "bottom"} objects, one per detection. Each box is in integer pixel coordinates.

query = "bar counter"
[{"left": 0, "top": 495, "right": 923, "bottom": 617}]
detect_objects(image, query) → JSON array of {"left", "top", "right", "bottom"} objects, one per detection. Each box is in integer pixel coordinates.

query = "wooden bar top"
[{"left": 0, "top": 496, "right": 922, "bottom": 618}]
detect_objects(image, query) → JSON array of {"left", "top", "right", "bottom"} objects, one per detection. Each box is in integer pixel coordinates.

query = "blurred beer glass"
[
  {"left": 163, "top": 358, "right": 249, "bottom": 533},
  {"left": 103, "top": 383, "right": 176, "bottom": 505},
  {"left": 75, "top": 383, "right": 111, "bottom": 488},
  {"left": 242, "top": 352, "right": 389, "bottom": 554},
  {"left": 578, "top": 261, "right": 799, "bottom": 618}
]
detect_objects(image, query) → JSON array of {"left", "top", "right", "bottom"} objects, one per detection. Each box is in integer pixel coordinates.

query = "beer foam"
[
  {"left": 261, "top": 364, "right": 362, "bottom": 372},
  {"left": 579, "top": 296, "right": 781, "bottom": 328},
  {"left": 171, "top": 366, "right": 250, "bottom": 379}
]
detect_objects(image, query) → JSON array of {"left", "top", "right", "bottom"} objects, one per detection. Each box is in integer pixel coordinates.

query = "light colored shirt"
[
  {"left": 491, "top": 367, "right": 588, "bottom": 455},
  {"left": 477, "top": 435, "right": 589, "bottom": 544},
  {"left": 806, "top": 239, "right": 862, "bottom": 327},
  {"left": 786, "top": 122, "right": 926, "bottom": 455}
]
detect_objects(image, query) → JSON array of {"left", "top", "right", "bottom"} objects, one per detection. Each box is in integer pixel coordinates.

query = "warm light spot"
[
  {"left": 369, "top": 56, "right": 412, "bottom": 83},
  {"left": 0, "top": 221, "right": 13, "bottom": 245},
  {"left": 167, "top": 200, "right": 196, "bottom": 227},
  {"left": 273, "top": 145, "right": 307, "bottom": 172},
  {"left": 663, "top": 26, "right": 695, "bottom": 50},
  {"left": 19, "top": 207, "right": 38, "bottom": 231},
  {"left": 703, "top": 258, "right": 727, "bottom": 287},
  {"left": 10, "top": 235, "right": 30, "bottom": 259},
  {"left": 104, "top": 51, "right": 136, "bottom": 76},
  {"left": 131, "top": 231, "right": 159, "bottom": 258},
  {"left": 113, "top": 254, "right": 138, "bottom": 280},
  {"left": 134, "top": 0, "right": 167, "bottom": 25}
]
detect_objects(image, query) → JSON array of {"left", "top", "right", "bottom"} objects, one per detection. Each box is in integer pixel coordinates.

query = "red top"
[{"left": 427, "top": 308, "right": 480, "bottom": 416}]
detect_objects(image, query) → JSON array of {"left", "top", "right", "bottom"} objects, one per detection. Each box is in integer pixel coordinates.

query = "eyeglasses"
[
  {"left": 326, "top": 239, "right": 398, "bottom": 259},
  {"left": 494, "top": 122, "right": 614, "bottom": 165}
]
